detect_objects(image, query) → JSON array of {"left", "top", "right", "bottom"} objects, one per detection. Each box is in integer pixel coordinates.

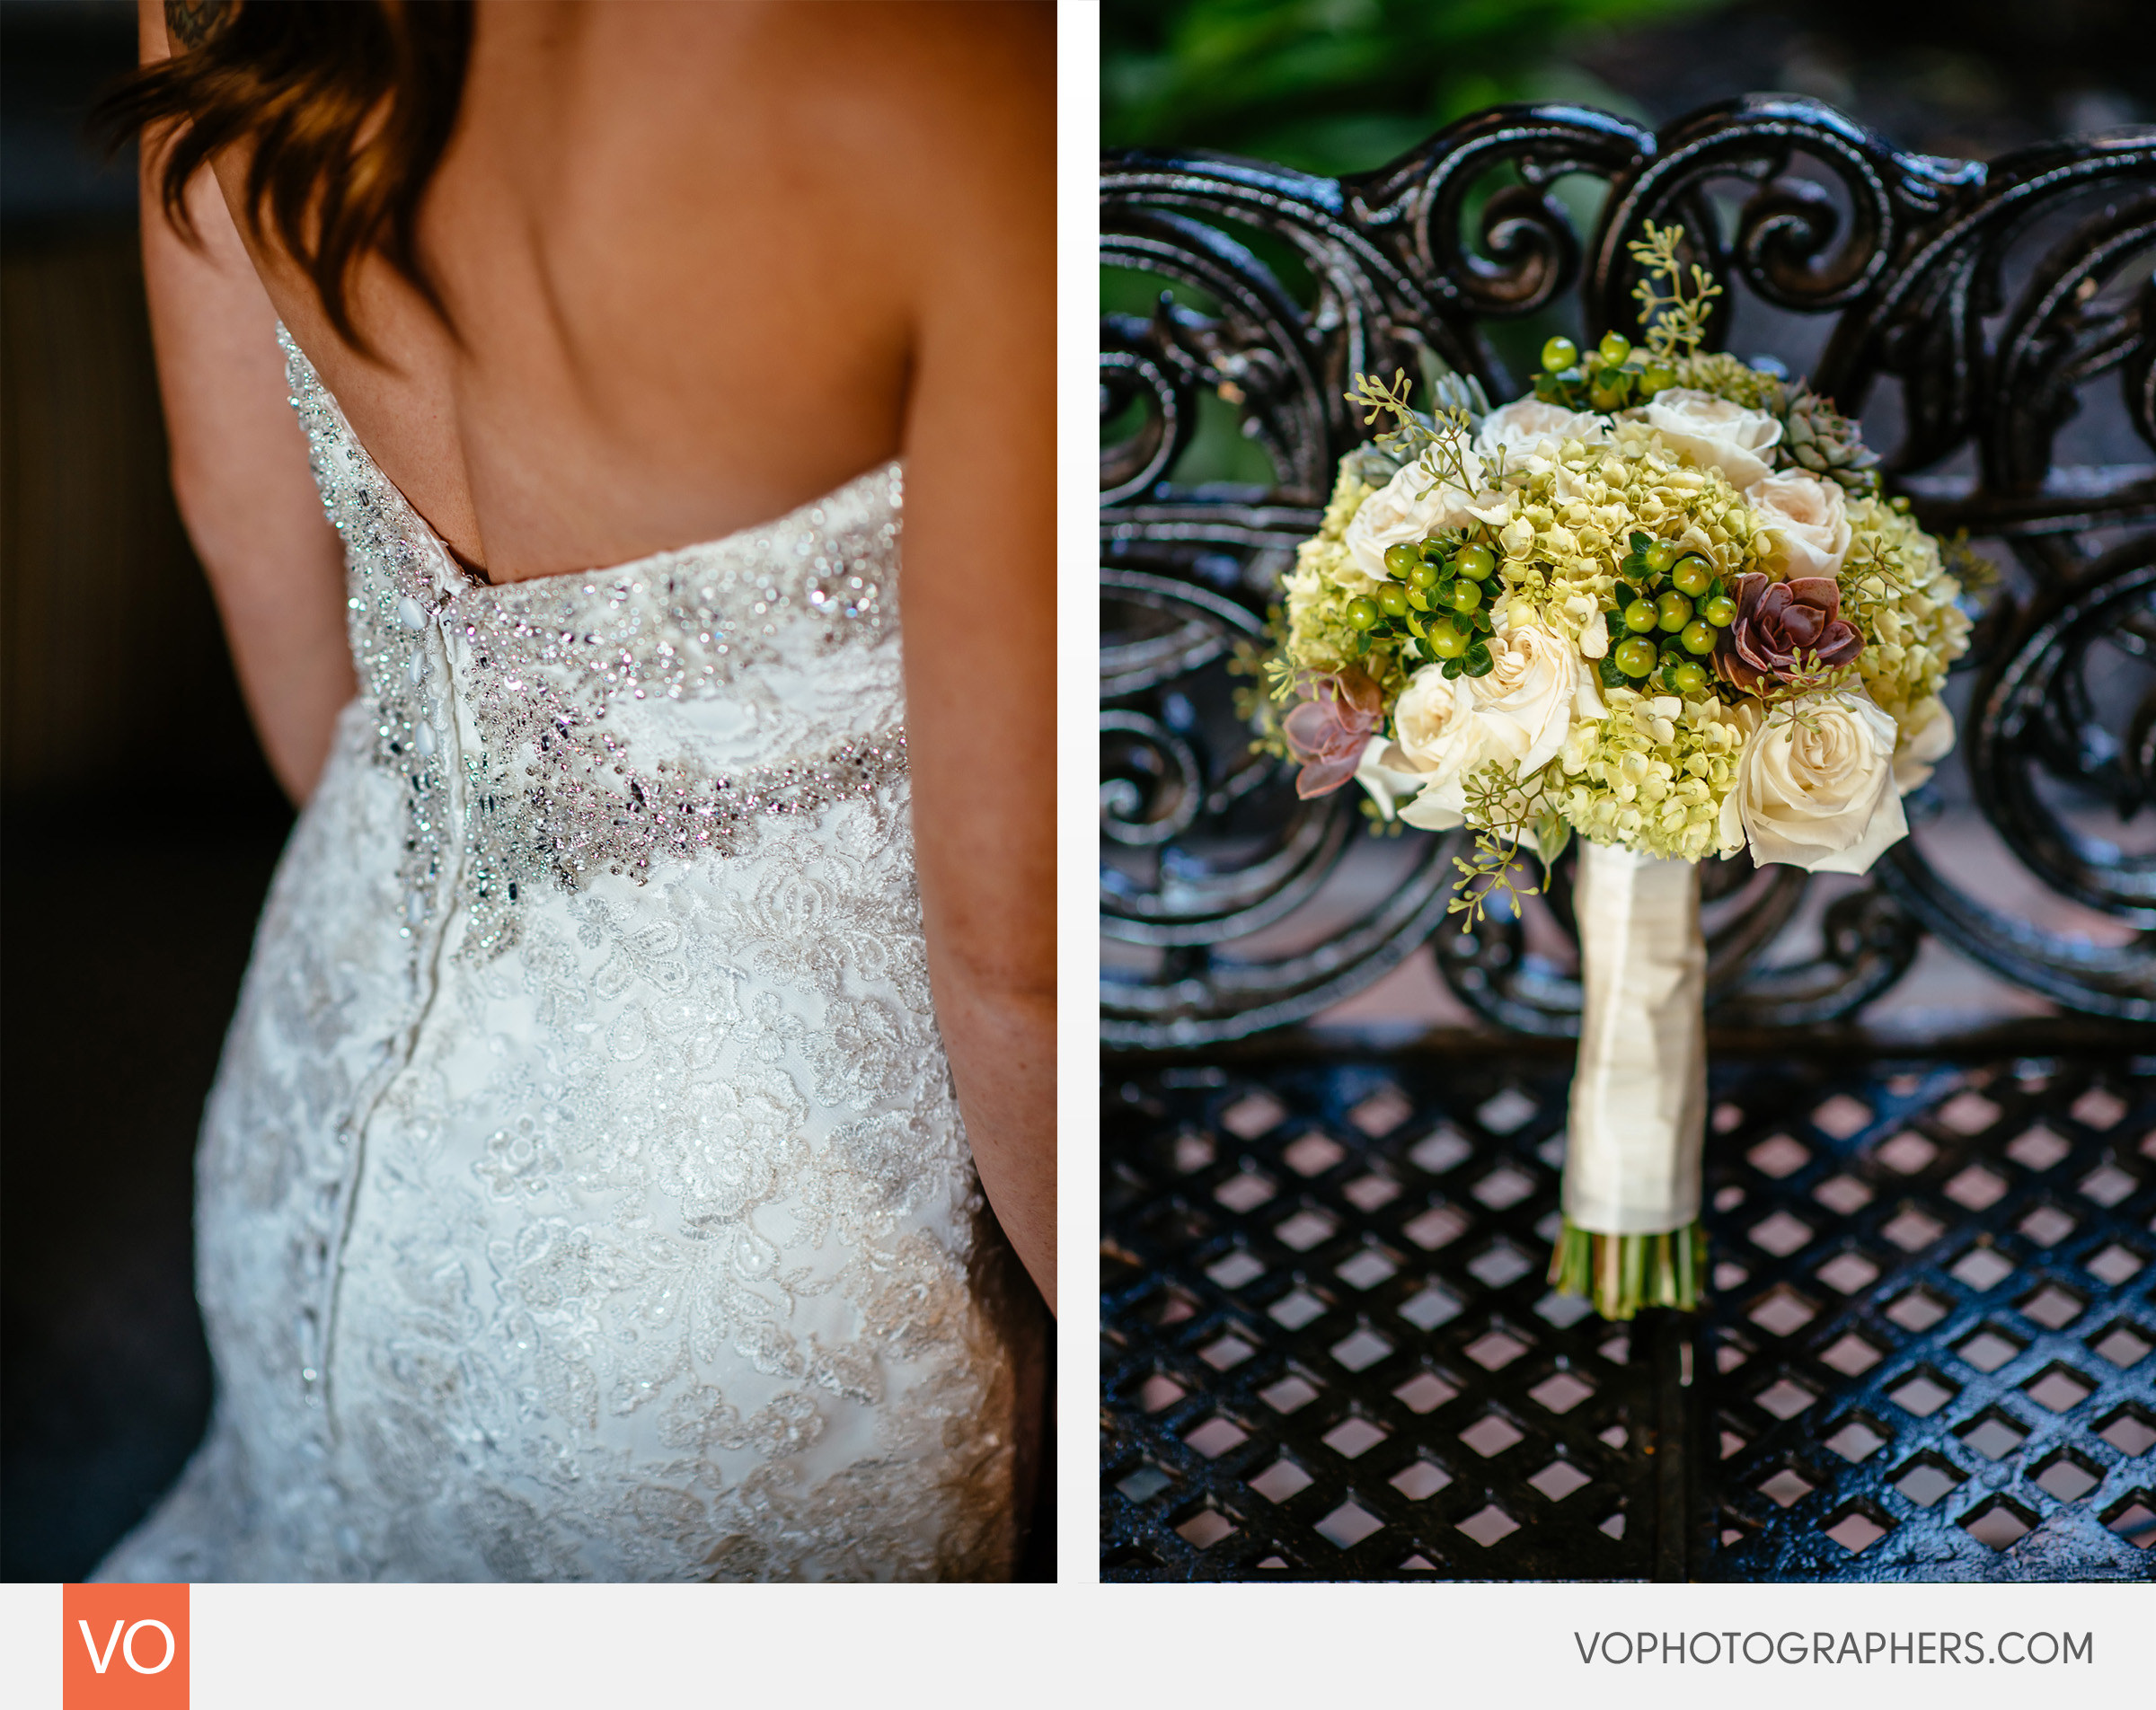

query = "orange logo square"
[{"left": 62, "top": 1582, "right": 189, "bottom": 1708}]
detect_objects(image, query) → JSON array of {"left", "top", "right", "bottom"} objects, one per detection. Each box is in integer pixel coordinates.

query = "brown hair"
[{"left": 99, "top": 1, "right": 473, "bottom": 356}]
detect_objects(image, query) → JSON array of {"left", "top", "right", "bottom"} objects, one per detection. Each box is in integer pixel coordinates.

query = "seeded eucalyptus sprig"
[
  {"left": 1754, "top": 659, "right": 1867, "bottom": 733},
  {"left": 1445, "top": 760, "right": 1565, "bottom": 931},
  {"left": 1239, "top": 635, "right": 1297, "bottom": 759},
  {"left": 1344, "top": 370, "right": 1481, "bottom": 496},
  {"left": 1626, "top": 220, "right": 1722, "bottom": 361},
  {"left": 1448, "top": 831, "right": 1541, "bottom": 930},
  {"left": 1527, "top": 222, "right": 1727, "bottom": 413},
  {"left": 1346, "top": 369, "right": 1440, "bottom": 458},
  {"left": 1940, "top": 528, "right": 1999, "bottom": 597}
]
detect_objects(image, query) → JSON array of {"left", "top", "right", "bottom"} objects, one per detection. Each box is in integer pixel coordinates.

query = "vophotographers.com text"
[{"left": 1575, "top": 1630, "right": 2094, "bottom": 1666}]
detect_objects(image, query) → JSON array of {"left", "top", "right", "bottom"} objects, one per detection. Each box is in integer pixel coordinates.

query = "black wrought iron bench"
[{"left": 1099, "top": 95, "right": 2156, "bottom": 1582}]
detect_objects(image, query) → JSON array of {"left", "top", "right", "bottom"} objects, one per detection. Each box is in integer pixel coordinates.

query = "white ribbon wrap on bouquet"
[{"left": 1562, "top": 840, "right": 1707, "bottom": 1235}]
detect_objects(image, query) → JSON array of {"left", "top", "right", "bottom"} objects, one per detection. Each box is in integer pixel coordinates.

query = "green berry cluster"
[
  {"left": 1533, "top": 331, "right": 1677, "bottom": 415},
  {"left": 1346, "top": 537, "right": 1500, "bottom": 680},
  {"left": 1600, "top": 532, "right": 1736, "bottom": 697}
]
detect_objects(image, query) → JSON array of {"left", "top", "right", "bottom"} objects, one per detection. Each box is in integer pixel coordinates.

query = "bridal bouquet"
[{"left": 1260, "top": 225, "right": 1971, "bottom": 1319}]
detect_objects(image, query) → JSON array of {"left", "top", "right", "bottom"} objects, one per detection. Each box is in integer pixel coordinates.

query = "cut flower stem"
[{"left": 1549, "top": 1218, "right": 1704, "bottom": 1319}]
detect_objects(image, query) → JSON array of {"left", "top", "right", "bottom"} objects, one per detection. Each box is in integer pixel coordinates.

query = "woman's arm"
[
  {"left": 137, "top": 0, "right": 356, "bottom": 804},
  {"left": 895, "top": 10, "right": 1056, "bottom": 1311}
]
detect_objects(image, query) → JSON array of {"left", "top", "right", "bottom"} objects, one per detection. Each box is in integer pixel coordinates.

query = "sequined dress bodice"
[{"left": 93, "top": 331, "right": 1029, "bottom": 1582}]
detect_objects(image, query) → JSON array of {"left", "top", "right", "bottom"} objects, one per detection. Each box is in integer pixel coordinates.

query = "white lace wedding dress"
[{"left": 95, "top": 331, "right": 1036, "bottom": 1582}]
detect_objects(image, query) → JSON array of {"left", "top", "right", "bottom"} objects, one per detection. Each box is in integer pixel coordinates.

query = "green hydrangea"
[
  {"left": 1838, "top": 495, "right": 1971, "bottom": 733},
  {"left": 1554, "top": 687, "right": 1746, "bottom": 861},
  {"left": 1281, "top": 463, "right": 1377, "bottom": 672},
  {"left": 1481, "top": 421, "right": 1771, "bottom": 648},
  {"left": 1667, "top": 351, "right": 1786, "bottom": 414}
]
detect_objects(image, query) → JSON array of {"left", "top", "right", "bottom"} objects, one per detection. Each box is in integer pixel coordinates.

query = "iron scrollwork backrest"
[{"left": 1100, "top": 94, "right": 2156, "bottom": 1047}]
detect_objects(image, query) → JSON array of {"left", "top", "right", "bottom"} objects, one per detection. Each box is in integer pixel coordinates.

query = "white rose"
[
  {"left": 1721, "top": 691, "right": 1907, "bottom": 875},
  {"left": 1390, "top": 667, "right": 1483, "bottom": 830},
  {"left": 1354, "top": 735, "right": 1436, "bottom": 823},
  {"left": 1471, "top": 621, "right": 1599, "bottom": 779},
  {"left": 1748, "top": 470, "right": 1851, "bottom": 579},
  {"left": 1342, "top": 450, "right": 1484, "bottom": 579},
  {"left": 1393, "top": 623, "right": 1597, "bottom": 832},
  {"left": 1472, "top": 399, "right": 1608, "bottom": 467},
  {"left": 1892, "top": 694, "right": 1957, "bottom": 795},
  {"left": 1642, "top": 388, "right": 1782, "bottom": 489}
]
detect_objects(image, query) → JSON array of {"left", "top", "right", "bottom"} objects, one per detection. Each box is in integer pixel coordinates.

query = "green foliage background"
[
  {"left": 1101, "top": 0, "right": 1746, "bottom": 487},
  {"left": 1103, "top": 0, "right": 1730, "bottom": 175}
]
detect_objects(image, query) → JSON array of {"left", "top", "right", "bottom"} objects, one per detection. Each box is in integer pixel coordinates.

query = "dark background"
[{"left": 3, "top": 0, "right": 288, "bottom": 1582}]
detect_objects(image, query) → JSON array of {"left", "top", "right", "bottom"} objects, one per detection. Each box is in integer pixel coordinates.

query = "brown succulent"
[
  {"left": 1713, "top": 572, "right": 1863, "bottom": 693},
  {"left": 1282, "top": 666, "right": 1384, "bottom": 798}
]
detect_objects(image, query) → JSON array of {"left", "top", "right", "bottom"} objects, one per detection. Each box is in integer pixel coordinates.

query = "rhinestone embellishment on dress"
[{"left": 280, "top": 327, "right": 909, "bottom": 960}]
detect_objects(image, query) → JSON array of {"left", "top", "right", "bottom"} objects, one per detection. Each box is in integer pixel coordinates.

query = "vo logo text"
[{"left": 62, "top": 1582, "right": 189, "bottom": 1708}]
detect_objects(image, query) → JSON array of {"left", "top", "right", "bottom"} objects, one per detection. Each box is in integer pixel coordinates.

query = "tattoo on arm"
[{"left": 165, "top": 0, "right": 234, "bottom": 50}]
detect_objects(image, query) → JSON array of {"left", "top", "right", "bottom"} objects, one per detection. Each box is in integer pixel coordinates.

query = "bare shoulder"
[
  {"left": 615, "top": 3, "right": 1052, "bottom": 163},
  {"left": 516, "top": 2, "right": 1052, "bottom": 293}
]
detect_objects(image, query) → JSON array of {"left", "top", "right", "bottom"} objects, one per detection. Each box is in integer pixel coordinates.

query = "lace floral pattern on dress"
[{"left": 89, "top": 331, "right": 1033, "bottom": 1584}]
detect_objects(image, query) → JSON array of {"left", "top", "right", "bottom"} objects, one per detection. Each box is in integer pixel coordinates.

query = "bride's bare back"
[{"left": 222, "top": 2, "right": 1035, "bottom": 582}]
